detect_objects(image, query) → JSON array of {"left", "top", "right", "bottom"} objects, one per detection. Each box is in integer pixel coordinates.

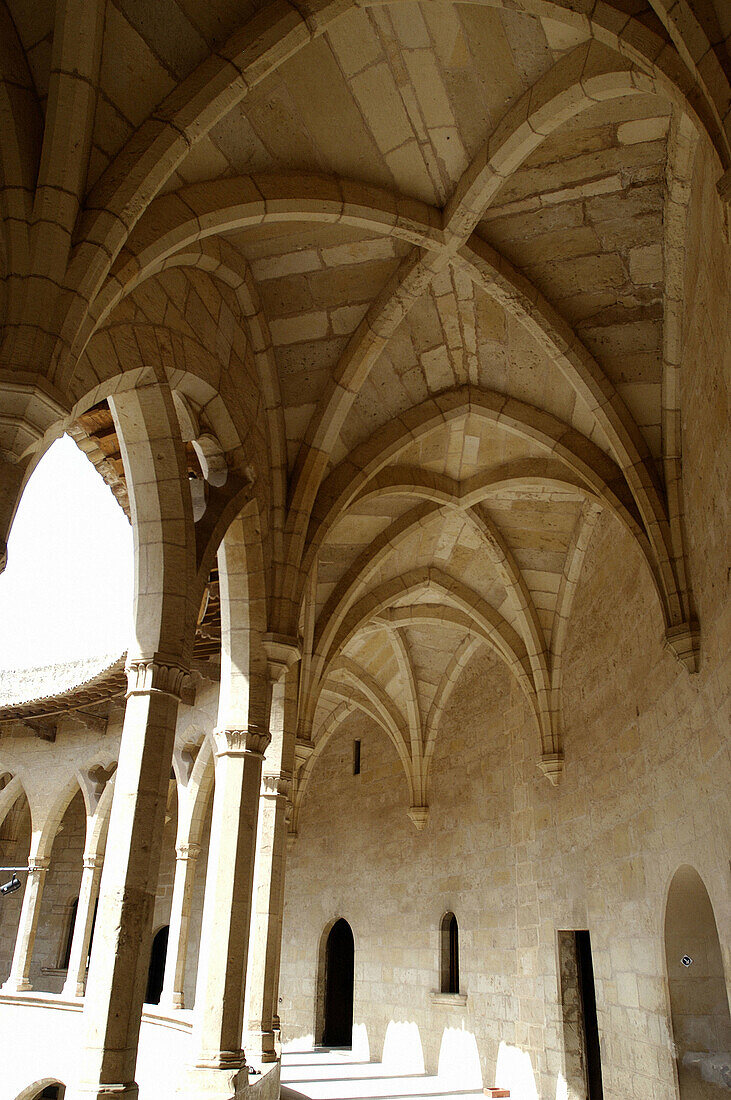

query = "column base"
[
  {"left": 159, "top": 992, "right": 185, "bottom": 1010},
  {"left": 62, "top": 980, "right": 85, "bottom": 999},
  {"left": 65, "top": 1084, "right": 138, "bottom": 1099},
  {"left": 247, "top": 1028, "right": 278, "bottom": 1063},
  {"left": 176, "top": 1064, "right": 248, "bottom": 1100},
  {"left": 1, "top": 977, "right": 32, "bottom": 993}
]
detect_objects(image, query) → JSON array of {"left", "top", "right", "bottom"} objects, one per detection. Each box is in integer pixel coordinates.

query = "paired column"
[
  {"left": 70, "top": 657, "right": 188, "bottom": 1100},
  {"left": 190, "top": 726, "right": 270, "bottom": 1074},
  {"left": 1, "top": 855, "right": 50, "bottom": 992},
  {"left": 247, "top": 638, "right": 300, "bottom": 1062},
  {"left": 62, "top": 853, "right": 104, "bottom": 998},
  {"left": 159, "top": 842, "right": 201, "bottom": 1010}
]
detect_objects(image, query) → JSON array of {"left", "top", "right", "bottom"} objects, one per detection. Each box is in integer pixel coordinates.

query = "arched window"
[
  {"left": 60, "top": 899, "right": 79, "bottom": 970},
  {"left": 440, "top": 912, "right": 459, "bottom": 994}
]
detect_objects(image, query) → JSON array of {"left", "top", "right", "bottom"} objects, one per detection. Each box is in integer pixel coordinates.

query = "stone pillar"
[
  {"left": 247, "top": 638, "right": 300, "bottom": 1062},
  {"left": 190, "top": 726, "right": 270, "bottom": 1077},
  {"left": 159, "top": 842, "right": 201, "bottom": 1010},
  {"left": 1, "top": 856, "right": 50, "bottom": 992},
  {"left": 69, "top": 657, "right": 188, "bottom": 1100},
  {"left": 62, "top": 853, "right": 103, "bottom": 998}
]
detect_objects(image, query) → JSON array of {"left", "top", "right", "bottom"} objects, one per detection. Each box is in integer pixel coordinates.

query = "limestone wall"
[{"left": 279, "top": 137, "right": 731, "bottom": 1098}]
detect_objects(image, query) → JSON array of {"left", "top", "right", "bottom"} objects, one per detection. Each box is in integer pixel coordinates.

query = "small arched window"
[
  {"left": 440, "top": 912, "right": 459, "bottom": 994},
  {"left": 60, "top": 898, "right": 79, "bottom": 969}
]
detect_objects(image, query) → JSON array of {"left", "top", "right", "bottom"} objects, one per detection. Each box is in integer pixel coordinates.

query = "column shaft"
[
  {"left": 63, "top": 854, "right": 103, "bottom": 998},
  {"left": 191, "top": 728, "right": 268, "bottom": 1068},
  {"left": 247, "top": 772, "right": 290, "bottom": 1060},
  {"left": 1, "top": 857, "right": 50, "bottom": 992},
  {"left": 71, "top": 661, "right": 185, "bottom": 1099},
  {"left": 247, "top": 643, "right": 299, "bottom": 1062},
  {"left": 159, "top": 843, "right": 200, "bottom": 1010}
]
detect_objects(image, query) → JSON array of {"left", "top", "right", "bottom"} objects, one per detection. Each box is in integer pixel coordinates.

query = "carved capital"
[
  {"left": 28, "top": 857, "right": 50, "bottom": 875},
  {"left": 176, "top": 842, "right": 201, "bottom": 862},
  {"left": 125, "top": 657, "right": 190, "bottom": 700},
  {"left": 215, "top": 727, "right": 271, "bottom": 758},
  {"left": 665, "top": 620, "right": 700, "bottom": 673},
  {"left": 407, "top": 805, "right": 429, "bottom": 831},
  {"left": 261, "top": 771, "right": 292, "bottom": 799},
  {"left": 262, "top": 633, "right": 300, "bottom": 682},
  {"left": 82, "top": 854, "right": 103, "bottom": 871},
  {"left": 538, "top": 752, "right": 564, "bottom": 785},
  {"left": 717, "top": 168, "right": 731, "bottom": 208}
]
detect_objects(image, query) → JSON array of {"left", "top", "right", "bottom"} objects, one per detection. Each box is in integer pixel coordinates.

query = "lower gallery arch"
[
  {"left": 316, "top": 918, "right": 355, "bottom": 1050},
  {"left": 145, "top": 925, "right": 170, "bottom": 1006},
  {"left": 13, "top": 1082, "right": 66, "bottom": 1100},
  {"left": 0, "top": 785, "right": 31, "bottom": 984},
  {"left": 664, "top": 866, "right": 731, "bottom": 1098}
]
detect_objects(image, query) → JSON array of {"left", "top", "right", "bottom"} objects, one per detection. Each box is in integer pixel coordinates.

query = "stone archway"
[
  {"left": 145, "top": 926, "right": 170, "bottom": 1006},
  {"left": 664, "top": 866, "right": 731, "bottom": 1097}
]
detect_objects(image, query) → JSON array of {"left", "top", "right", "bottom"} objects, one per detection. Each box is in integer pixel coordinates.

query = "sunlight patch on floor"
[{"left": 280, "top": 1048, "right": 486, "bottom": 1100}]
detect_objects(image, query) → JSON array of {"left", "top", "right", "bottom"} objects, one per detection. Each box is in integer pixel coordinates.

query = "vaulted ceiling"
[{"left": 1, "top": 0, "right": 728, "bottom": 808}]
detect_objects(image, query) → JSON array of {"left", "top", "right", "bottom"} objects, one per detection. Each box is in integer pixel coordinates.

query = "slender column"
[
  {"left": 159, "top": 842, "right": 201, "bottom": 1010},
  {"left": 1, "top": 856, "right": 50, "bottom": 992},
  {"left": 247, "top": 771, "right": 291, "bottom": 1060},
  {"left": 247, "top": 639, "right": 300, "bottom": 1062},
  {"left": 70, "top": 657, "right": 188, "bottom": 1100},
  {"left": 62, "top": 854, "right": 103, "bottom": 998},
  {"left": 190, "top": 726, "right": 270, "bottom": 1071}
]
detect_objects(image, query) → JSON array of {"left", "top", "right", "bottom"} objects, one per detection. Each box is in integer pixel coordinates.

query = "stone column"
[
  {"left": 62, "top": 854, "right": 103, "bottom": 998},
  {"left": 1, "top": 856, "right": 50, "bottom": 992},
  {"left": 70, "top": 657, "right": 188, "bottom": 1100},
  {"left": 247, "top": 638, "right": 300, "bottom": 1062},
  {"left": 159, "top": 842, "right": 201, "bottom": 1010},
  {"left": 190, "top": 725, "right": 270, "bottom": 1078}
]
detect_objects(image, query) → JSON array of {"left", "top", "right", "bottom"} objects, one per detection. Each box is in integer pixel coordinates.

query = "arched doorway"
[
  {"left": 145, "top": 925, "right": 169, "bottom": 1006},
  {"left": 664, "top": 866, "right": 731, "bottom": 1098},
  {"left": 323, "top": 918, "right": 354, "bottom": 1048}
]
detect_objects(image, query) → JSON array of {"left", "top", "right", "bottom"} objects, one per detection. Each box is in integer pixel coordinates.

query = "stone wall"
[{"left": 279, "top": 136, "right": 731, "bottom": 1098}]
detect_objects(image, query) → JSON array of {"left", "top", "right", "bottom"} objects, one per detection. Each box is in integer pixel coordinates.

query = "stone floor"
[{"left": 280, "top": 1049, "right": 486, "bottom": 1100}]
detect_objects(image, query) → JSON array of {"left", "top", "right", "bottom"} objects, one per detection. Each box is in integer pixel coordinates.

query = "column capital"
[
  {"left": 261, "top": 770, "right": 292, "bottom": 799},
  {"left": 125, "top": 656, "right": 190, "bottom": 700},
  {"left": 665, "top": 619, "right": 700, "bottom": 673},
  {"left": 214, "top": 727, "right": 271, "bottom": 758},
  {"left": 82, "top": 854, "right": 104, "bottom": 871},
  {"left": 28, "top": 857, "right": 50, "bottom": 875},
  {"left": 261, "top": 634, "right": 300, "bottom": 681},
  {"left": 538, "top": 752, "right": 564, "bottom": 785},
  {"left": 176, "top": 842, "right": 201, "bottom": 861}
]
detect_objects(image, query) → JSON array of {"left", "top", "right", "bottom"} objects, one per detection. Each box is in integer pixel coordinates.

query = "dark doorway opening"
[
  {"left": 323, "top": 918, "right": 354, "bottom": 1048},
  {"left": 558, "top": 929, "right": 604, "bottom": 1100},
  {"left": 576, "top": 930, "right": 603, "bottom": 1100},
  {"left": 145, "top": 925, "right": 169, "bottom": 1005}
]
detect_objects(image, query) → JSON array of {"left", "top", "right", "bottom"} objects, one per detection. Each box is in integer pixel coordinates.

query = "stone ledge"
[{"left": 430, "top": 991, "right": 468, "bottom": 1006}]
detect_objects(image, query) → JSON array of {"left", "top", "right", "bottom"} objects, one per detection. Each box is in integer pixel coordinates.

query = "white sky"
[{"left": 0, "top": 435, "right": 134, "bottom": 670}]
